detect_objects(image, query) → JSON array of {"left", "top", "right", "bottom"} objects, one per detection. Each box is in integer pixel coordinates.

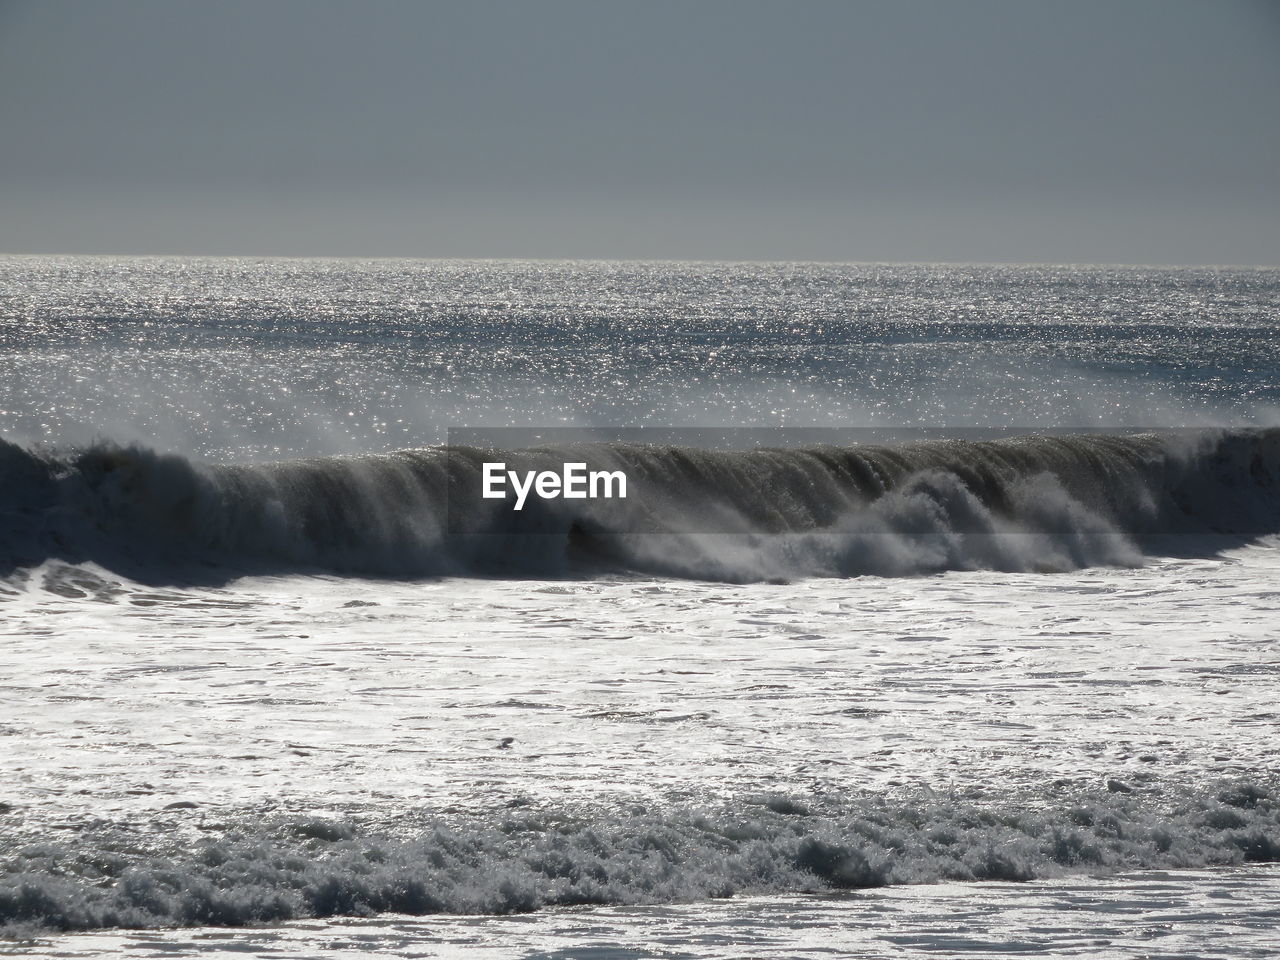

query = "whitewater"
[{"left": 2, "top": 257, "right": 1280, "bottom": 958}]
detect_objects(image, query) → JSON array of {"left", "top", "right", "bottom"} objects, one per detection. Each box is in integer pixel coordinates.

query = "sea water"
[{"left": 2, "top": 258, "right": 1279, "bottom": 957}]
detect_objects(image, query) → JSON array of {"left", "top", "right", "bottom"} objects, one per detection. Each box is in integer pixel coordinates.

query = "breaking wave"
[
  {"left": 2, "top": 781, "right": 1277, "bottom": 933},
  {"left": 2, "top": 429, "right": 1278, "bottom": 582}
]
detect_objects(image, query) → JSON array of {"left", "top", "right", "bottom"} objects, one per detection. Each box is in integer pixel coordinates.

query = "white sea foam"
[{"left": 3, "top": 784, "right": 1278, "bottom": 932}]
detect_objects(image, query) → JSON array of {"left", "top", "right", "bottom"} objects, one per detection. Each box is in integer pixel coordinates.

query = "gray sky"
[{"left": 1, "top": 0, "right": 1277, "bottom": 263}]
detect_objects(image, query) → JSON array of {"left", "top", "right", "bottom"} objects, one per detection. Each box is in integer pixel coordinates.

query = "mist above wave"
[{"left": 5, "top": 259, "right": 1280, "bottom": 460}]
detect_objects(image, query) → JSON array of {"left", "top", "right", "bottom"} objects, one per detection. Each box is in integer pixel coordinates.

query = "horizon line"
[{"left": 2, "top": 251, "right": 1277, "bottom": 271}]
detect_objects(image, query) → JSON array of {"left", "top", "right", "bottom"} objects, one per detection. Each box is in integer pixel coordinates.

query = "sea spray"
[{"left": 2, "top": 429, "right": 1278, "bottom": 581}]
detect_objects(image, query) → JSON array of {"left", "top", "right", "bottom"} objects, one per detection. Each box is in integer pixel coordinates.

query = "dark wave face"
[{"left": 3, "top": 429, "right": 1278, "bottom": 583}]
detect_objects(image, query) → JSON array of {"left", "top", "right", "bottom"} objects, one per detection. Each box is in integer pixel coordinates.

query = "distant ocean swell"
[
  {"left": 1, "top": 429, "right": 1278, "bottom": 582},
  {"left": 1, "top": 781, "right": 1277, "bottom": 933}
]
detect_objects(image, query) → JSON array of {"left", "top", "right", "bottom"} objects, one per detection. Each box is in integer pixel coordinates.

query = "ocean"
[{"left": 2, "top": 257, "right": 1279, "bottom": 958}]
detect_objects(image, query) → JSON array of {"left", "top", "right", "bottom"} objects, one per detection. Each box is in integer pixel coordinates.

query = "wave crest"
[{"left": 2, "top": 429, "right": 1278, "bottom": 582}]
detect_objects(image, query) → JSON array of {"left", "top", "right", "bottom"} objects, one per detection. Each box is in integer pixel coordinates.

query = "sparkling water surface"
[
  {"left": 4, "top": 258, "right": 1279, "bottom": 458},
  {"left": 2, "top": 258, "right": 1279, "bottom": 957}
]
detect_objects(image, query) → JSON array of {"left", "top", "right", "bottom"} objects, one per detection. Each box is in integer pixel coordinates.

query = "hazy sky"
[{"left": 1, "top": 0, "right": 1277, "bottom": 263}]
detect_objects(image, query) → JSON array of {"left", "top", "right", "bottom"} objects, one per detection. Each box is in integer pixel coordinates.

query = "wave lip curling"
[{"left": 2, "top": 427, "right": 1278, "bottom": 582}]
